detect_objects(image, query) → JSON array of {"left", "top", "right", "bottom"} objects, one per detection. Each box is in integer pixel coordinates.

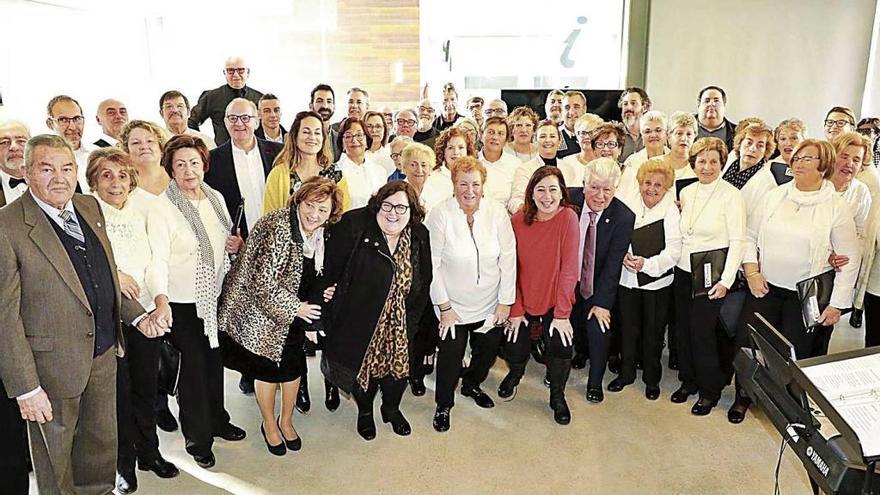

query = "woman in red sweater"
[{"left": 501, "top": 166, "right": 580, "bottom": 425}]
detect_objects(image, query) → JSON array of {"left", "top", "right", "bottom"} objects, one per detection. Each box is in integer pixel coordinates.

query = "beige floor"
[{"left": 31, "top": 322, "right": 867, "bottom": 494}]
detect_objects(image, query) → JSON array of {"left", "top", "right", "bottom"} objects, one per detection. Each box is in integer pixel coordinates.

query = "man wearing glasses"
[
  {"left": 823, "top": 106, "right": 857, "bottom": 141},
  {"left": 695, "top": 85, "right": 738, "bottom": 152},
  {"left": 414, "top": 99, "right": 439, "bottom": 147},
  {"left": 483, "top": 99, "right": 508, "bottom": 120},
  {"left": 189, "top": 56, "right": 264, "bottom": 146},
  {"left": 392, "top": 108, "right": 418, "bottom": 140},
  {"left": 45, "top": 95, "right": 93, "bottom": 192}
]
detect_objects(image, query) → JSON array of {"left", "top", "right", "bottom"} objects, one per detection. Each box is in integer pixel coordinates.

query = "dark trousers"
[
  {"left": 169, "top": 303, "right": 230, "bottom": 457},
  {"left": 353, "top": 375, "right": 408, "bottom": 416},
  {"left": 666, "top": 292, "right": 678, "bottom": 359},
  {"left": 435, "top": 321, "right": 503, "bottom": 408},
  {"left": 674, "top": 268, "right": 725, "bottom": 401},
  {"left": 117, "top": 325, "right": 162, "bottom": 475},
  {"left": 618, "top": 285, "right": 671, "bottom": 387},
  {"left": 863, "top": 292, "right": 880, "bottom": 348},
  {"left": 504, "top": 309, "right": 574, "bottom": 370},
  {"left": 411, "top": 302, "right": 440, "bottom": 378},
  {"left": 0, "top": 379, "right": 29, "bottom": 495},
  {"left": 572, "top": 292, "right": 612, "bottom": 388}
]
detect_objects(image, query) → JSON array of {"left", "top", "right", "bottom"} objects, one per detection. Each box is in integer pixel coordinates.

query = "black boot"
[
  {"left": 296, "top": 376, "right": 311, "bottom": 414},
  {"left": 498, "top": 361, "right": 527, "bottom": 400},
  {"left": 547, "top": 357, "right": 572, "bottom": 425},
  {"left": 353, "top": 386, "right": 378, "bottom": 441},
  {"left": 324, "top": 379, "right": 340, "bottom": 411}
]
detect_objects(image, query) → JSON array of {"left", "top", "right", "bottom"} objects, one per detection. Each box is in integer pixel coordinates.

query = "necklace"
[{"left": 685, "top": 180, "right": 720, "bottom": 236}]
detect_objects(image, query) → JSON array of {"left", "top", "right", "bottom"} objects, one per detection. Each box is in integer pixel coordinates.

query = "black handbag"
[{"left": 157, "top": 337, "right": 182, "bottom": 396}]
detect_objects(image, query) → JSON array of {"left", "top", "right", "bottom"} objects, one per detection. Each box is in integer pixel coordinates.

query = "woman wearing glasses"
[
  {"left": 504, "top": 106, "right": 540, "bottom": 162},
  {"left": 318, "top": 181, "right": 433, "bottom": 441},
  {"left": 741, "top": 118, "right": 807, "bottom": 212},
  {"left": 508, "top": 119, "right": 563, "bottom": 213},
  {"left": 364, "top": 110, "right": 395, "bottom": 175},
  {"left": 558, "top": 113, "right": 604, "bottom": 190},
  {"left": 337, "top": 118, "right": 387, "bottom": 209},
  {"left": 617, "top": 111, "right": 669, "bottom": 199}
]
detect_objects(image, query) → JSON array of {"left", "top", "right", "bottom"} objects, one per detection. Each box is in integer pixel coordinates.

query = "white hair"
[
  {"left": 225, "top": 97, "right": 258, "bottom": 116},
  {"left": 639, "top": 110, "right": 667, "bottom": 133},
  {"left": 583, "top": 157, "right": 622, "bottom": 187},
  {"left": 667, "top": 111, "right": 698, "bottom": 135}
]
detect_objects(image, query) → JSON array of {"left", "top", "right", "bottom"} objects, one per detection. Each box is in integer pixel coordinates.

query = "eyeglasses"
[
  {"left": 824, "top": 119, "right": 853, "bottom": 128},
  {"left": 593, "top": 140, "right": 619, "bottom": 150},
  {"left": 380, "top": 201, "right": 409, "bottom": 214},
  {"left": 418, "top": 106, "right": 436, "bottom": 114},
  {"left": 51, "top": 116, "right": 84, "bottom": 126},
  {"left": 792, "top": 155, "right": 820, "bottom": 164},
  {"left": 226, "top": 114, "right": 255, "bottom": 124},
  {"left": 575, "top": 130, "right": 591, "bottom": 138},
  {"left": 390, "top": 152, "right": 402, "bottom": 160},
  {"left": 857, "top": 128, "right": 876, "bottom": 136},
  {"left": 343, "top": 132, "right": 365, "bottom": 141},
  {"left": 396, "top": 119, "right": 416, "bottom": 127},
  {"left": 484, "top": 108, "right": 505, "bottom": 117},
  {"left": 225, "top": 68, "right": 248, "bottom": 75}
]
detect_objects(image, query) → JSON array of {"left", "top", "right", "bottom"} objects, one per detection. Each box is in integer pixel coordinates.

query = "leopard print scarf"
[{"left": 356, "top": 226, "right": 413, "bottom": 391}]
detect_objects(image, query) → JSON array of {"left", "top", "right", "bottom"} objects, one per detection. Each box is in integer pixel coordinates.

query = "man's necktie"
[
  {"left": 59, "top": 210, "right": 85, "bottom": 244},
  {"left": 579, "top": 211, "right": 598, "bottom": 300}
]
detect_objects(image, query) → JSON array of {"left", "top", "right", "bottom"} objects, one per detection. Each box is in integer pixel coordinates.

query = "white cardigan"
[
  {"left": 479, "top": 150, "right": 519, "bottom": 208},
  {"left": 426, "top": 196, "right": 517, "bottom": 324},
  {"left": 619, "top": 190, "right": 682, "bottom": 290}
]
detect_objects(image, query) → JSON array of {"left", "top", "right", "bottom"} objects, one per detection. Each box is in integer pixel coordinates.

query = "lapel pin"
[{"left": 605, "top": 218, "right": 610, "bottom": 223}]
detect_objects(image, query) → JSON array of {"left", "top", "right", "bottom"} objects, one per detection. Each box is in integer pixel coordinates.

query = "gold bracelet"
[{"left": 745, "top": 271, "right": 761, "bottom": 278}]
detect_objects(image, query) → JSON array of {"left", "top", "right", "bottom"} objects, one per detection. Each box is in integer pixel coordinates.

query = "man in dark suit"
[
  {"left": 93, "top": 98, "right": 128, "bottom": 148},
  {"left": 557, "top": 91, "right": 586, "bottom": 159},
  {"left": 189, "top": 56, "right": 264, "bottom": 146},
  {"left": 254, "top": 93, "right": 287, "bottom": 144},
  {"left": 0, "top": 134, "right": 162, "bottom": 494},
  {"left": 571, "top": 158, "right": 635, "bottom": 404}
]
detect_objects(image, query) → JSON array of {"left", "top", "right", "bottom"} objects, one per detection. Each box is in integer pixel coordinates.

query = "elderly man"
[
  {"left": 619, "top": 87, "right": 651, "bottom": 161},
  {"left": 0, "top": 120, "right": 30, "bottom": 207},
  {"left": 467, "top": 96, "right": 485, "bottom": 130},
  {"left": 331, "top": 87, "right": 370, "bottom": 134},
  {"left": 393, "top": 108, "right": 418, "bottom": 140},
  {"left": 254, "top": 93, "right": 286, "bottom": 144},
  {"left": 0, "top": 134, "right": 159, "bottom": 494},
  {"left": 45, "top": 95, "right": 93, "bottom": 192},
  {"left": 159, "top": 90, "right": 217, "bottom": 148},
  {"left": 189, "top": 56, "right": 264, "bottom": 146},
  {"left": 545, "top": 89, "right": 565, "bottom": 125},
  {"left": 696, "top": 85, "right": 737, "bottom": 151},
  {"left": 308, "top": 84, "right": 340, "bottom": 161},
  {"left": 93, "top": 99, "right": 128, "bottom": 148},
  {"left": 484, "top": 98, "right": 508, "bottom": 120},
  {"left": 379, "top": 106, "right": 395, "bottom": 132},
  {"left": 558, "top": 91, "right": 587, "bottom": 159},
  {"left": 415, "top": 99, "right": 439, "bottom": 146}
]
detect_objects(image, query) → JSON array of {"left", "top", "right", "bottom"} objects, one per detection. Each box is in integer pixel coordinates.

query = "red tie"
[{"left": 579, "top": 211, "right": 597, "bottom": 300}]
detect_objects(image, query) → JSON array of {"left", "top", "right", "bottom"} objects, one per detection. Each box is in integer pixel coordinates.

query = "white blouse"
[
  {"left": 507, "top": 156, "right": 543, "bottom": 214},
  {"left": 619, "top": 191, "right": 682, "bottom": 290},
  {"left": 479, "top": 151, "right": 519, "bottom": 209},
  {"left": 409, "top": 174, "right": 451, "bottom": 214},
  {"left": 616, "top": 147, "right": 669, "bottom": 200},
  {"left": 96, "top": 195, "right": 155, "bottom": 311},
  {"left": 558, "top": 153, "right": 588, "bottom": 190},
  {"left": 426, "top": 196, "right": 517, "bottom": 324},
  {"left": 837, "top": 178, "right": 872, "bottom": 237},
  {"left": 146, "top": 190, "right": 231, "bottom": 303},
  {"left": 338, "top": 153, "right": 387, "bottom": 209},
  {"left": 677, "top": 178, "right": 747, "bottom": 289}
]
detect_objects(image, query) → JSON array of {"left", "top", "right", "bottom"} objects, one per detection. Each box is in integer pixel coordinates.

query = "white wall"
[{"left": 645, "top": 0, "right": 878, "bottom": 134}]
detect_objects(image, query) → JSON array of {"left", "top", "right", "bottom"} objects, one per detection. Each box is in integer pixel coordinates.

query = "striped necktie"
[{"left": 59, "top": 210, "right": 85, "bottom": 244}]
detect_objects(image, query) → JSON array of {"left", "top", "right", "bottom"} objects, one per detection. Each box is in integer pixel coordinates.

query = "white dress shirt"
[
  {"left": 73, "top": 142, "right": 95, "bottom": 193},
  {"left": 619, "top": 191, "right": 682, "bottom": 290},
  {"left": 231, "top": 142, "right": 267, "bottom": 232},
  {"left": 181, "top": 128, "right": 217, "bottom": 149},
  {"left": 410, "top": 175, "right": 451, "bottom": 213},
  {"left": 617, "top": 147, "right": 669, "bottom": 200},
  {"left": 95, "top": 133, "right": 118, "bottom": 147},
  {"left": 479, "top": 150, "right": 519, "bottom": 208},
  {"left": 0, "top": 169, "right": 28, "bottom": 206},
  {"left": 426, "top": 196, "right": 517, "bottom": 324},
  {"left": 339, "top": 153, "right": 388, "bottom": 209}
]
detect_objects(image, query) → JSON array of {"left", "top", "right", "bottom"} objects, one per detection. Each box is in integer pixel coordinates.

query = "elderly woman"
[
  {"left": 610, "top": 158, "right": 681, "bottom": 399},
  {"left": 663, "top": 112, "right": 700, "bottom": 183},
  {"left": 735, "top": 139, "right": 860, "bottom": 423},
  {"left": 336, "top": 117, "right": 387, "bottom": 209},
  {"left": 218, "top": 178, "right": 343, "bottom": 455},
  {"left": 402, "top": 142, "right": 447, "bottom": 212},
  {"left": 829, "top": 132, "right": 873, "bottom": 236},
  {"left": 387, "top": 135, "right": 413, "bottom": 182},
  {"left": 85, "top": 148, "right": 179, "bottom": 489},
  {"left": 427, "top": 157, "right": 516, "bottom": 432},
  {"left": 741, "top": 118, "right": 806, "bottom": 210},
  {"left": 617, "top": 111, "right": 669, "bottom": 199},
  {"left": 508, "top": 119, "right": 562, "bottom": 213},
  {"left": 672, "top": 137, "right": 746, "bottom": 417},
  {"left": 146, "top": 135, "right": 246, "bottom": 468},
  {"left": 721, "top": 122, "right": 776, "bottom": 190},
  {"left": 504, "top": 106, "right": 540, "bottom": 162},
  {"left": 454, "top": 117, "right": 481, "bottom": 151},
  {"left": 364, "top": 110, "right": 395, "bottom": 174},
  {"left": 265, "top": 111, "right": 351, "bottom": 214},
  {"left": 558, "top": 113, "right": 604, "bottom": 190},
  {"left": 501, "top": 166, "right": 579, "bottom": 424},
  {"left": 119, "top": 120, "right": 170, "bottom": 198},
  {"left": 319, "top": 181, "right": 432, "bottom": 441}
]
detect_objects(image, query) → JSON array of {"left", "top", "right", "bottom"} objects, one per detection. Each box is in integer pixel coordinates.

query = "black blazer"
[
  {"left": 584, "top": 197, "right": 635, "bottom": 310},
  {"left": 255, "top": 124, "right": 288, "bottom": 142},
  {"left": 204, "top": 138, "right": 283, "bottom": 238},
  {"left": 556, "top": 126, "right": 581, "bottom": 159}
]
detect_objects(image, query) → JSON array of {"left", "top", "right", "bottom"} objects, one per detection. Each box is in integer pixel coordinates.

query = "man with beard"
[
  {"left": 309, "top": 83, "right": 341, "bottom": 161},
  {"left": 159, "top": 90, "right": 217, "bottom": 148},
  {"left": 696, "top": 85, "right": 737, "bottom": 151},
  {"left": 45, "top": 95, "right": 92, "bottom": 192},
  {"left": 544, "top": 89, "right": 564, "bottom": 125},
  {"left": 415, "top": 98, "right": 439, "bottom": 147},
  {"left": 619, "top": 87, "right": 651, "bottom": 161},
  {"left": 189, "top": 56, "right": 264, "bottom": 146},
  {"left": 557, "top": 91, "right": 587, "bottom": 159},
  {"left": 93, "top": 99, "right": 129, "bottom": 148},
  {"left": 254, "top": 93, "right": 286, "bottom": 144}
]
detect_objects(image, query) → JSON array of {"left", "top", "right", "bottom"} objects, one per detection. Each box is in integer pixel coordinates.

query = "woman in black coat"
[{"left": 318, "top": 180, "right": 432, "bottom": 441}]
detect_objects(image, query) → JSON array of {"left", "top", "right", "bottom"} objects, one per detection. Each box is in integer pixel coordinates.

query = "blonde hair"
[
  {"left": 774, "top": 118, "right": 808, "bottom": 142},
  {"left": 574, "top": 113, "right": 604, "bottom": 133},
  {"left": 119, "top": 120, "right": 169, "bottom": 154},
  {"left": 733, "top": 122, "right": 776, "bottom": 161},
  {"left": 831, "top": 131, "right": 874, "bottom": 167},
  {"left": 400, "top": 142, "right": 435, "bottom": 167},
  {"left": 689, "top": 137, "right": 729, "bottom": 167},
  {"left": 667, "top": 112, "right": 697, "bottom": 135},
  {"left": 636, "top": 157, "right": 674, "bottom": 190}
]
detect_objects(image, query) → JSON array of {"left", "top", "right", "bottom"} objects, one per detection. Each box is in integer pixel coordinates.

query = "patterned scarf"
[
  {"left": 165, "top": 180, "right": 231, "bottom": 348},
  {"left": 356, "top": 226, "right": 413, "bottom": 391}
]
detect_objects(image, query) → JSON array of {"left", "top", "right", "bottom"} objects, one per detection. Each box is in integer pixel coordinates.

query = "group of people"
[{"left": 1, "top": 55, "right": 880, "bottom": 495}]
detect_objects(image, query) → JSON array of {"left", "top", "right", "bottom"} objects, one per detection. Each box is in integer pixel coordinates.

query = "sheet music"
[{"left": 802, "top": 354, "right": 880, "bottom": 457}]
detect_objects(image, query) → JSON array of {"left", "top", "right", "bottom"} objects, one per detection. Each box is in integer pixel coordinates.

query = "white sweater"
[
  {"left": 338, "top": 153, "right": 387, "bottom": 209},
  {"left": 558, "top": 153, "right": 588, "bottom": 190},
  {"left": 619, "top": 191, "right": 682, "bottom": 290},
  {"left": 426, "top": 196, "right": 517, "bottom": 324},
  {"left": 837, "top": 178, "right": 872, "bottom": 237},
  {"left": 96, "top": 195, "right": 155, "bottom": 311}
]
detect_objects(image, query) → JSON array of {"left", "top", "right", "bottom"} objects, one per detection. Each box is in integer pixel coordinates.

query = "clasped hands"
[
  {"left": 623, "top": 253, "right": 645, "bottom": 274},
  {"left": 137, "top": 302, "right": 173, "bottom": 338}
]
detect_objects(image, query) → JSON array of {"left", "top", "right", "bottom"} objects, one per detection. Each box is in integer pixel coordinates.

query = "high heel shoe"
[
  {"left": 261, "top": 423, "right": 286, "bottom": 456},
  {"left": 277, "top": 417, "right": 301, "bottom": 451},
  {"left": 381, "top": 410, "right": 411, "bottom": 436}
]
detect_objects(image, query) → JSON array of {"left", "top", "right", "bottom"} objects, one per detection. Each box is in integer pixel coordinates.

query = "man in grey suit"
[{"left": 0, "top": 134, "right": 162, "bottom": 494}]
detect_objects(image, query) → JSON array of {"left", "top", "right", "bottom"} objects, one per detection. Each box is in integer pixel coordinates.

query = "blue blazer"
[{"left": 584, "top": 196, "right": 635, "bottom": 310}]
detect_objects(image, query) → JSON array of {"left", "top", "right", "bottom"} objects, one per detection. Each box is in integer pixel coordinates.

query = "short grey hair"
[
  {"left": 25, "top": 134, "right": 74, "bottom": 172},
  {"left": 667, "top": 111, "right": 698, "bottom": 135},
  {"left": 390, "top": 135, "right": 413, "bottom": 149},
  {"left": 487, "top": 98, "right": 508, "bottom": 112},
  {"left": 640, "top": 110, "right": 667, "bottom": 133},
  {"left": 394, "top": 108, "right": 417, "bottom": 121},
  {"left": 583, "top": 157, "right": 622, "bottom": 187},
  {"left": 225, "top": 97, "right": 258, "bottom": 116}
]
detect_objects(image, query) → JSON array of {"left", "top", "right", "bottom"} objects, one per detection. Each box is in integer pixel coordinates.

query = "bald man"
[
  {"left": 0, "top": 120, "right": 30, "bottom": 207},
  {"left": 189, "top": 56, "right": 264, "bottom": 146},
  {"left": 93, "top": 98, "right": 129, "bottom": 148}
]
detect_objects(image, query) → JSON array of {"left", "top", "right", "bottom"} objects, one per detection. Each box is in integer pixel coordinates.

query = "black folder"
[
  {"left": 630, "top": 219, "right": 670, "bottom": 286},
  {"left": 770, "top": 162, "right": 794, "bottom": 186},
  {"left": 231, "top": 199, "right": 245, "bottom": 235},
  {"left": 675, "top": 177, "right": 699, "bottom": 200},
  {"left": 796, "top": 270, "right": 836, "bottom": 329},
  {"left": 690, "top": 247, "right": 728, "bottom": 298}
]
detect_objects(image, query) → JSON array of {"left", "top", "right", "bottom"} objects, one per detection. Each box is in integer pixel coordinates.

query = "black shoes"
[
  {"left": 357, "top": 412, "right": 377, "bottom": 441},
  {"left": 193, "top": 453, "right": 215, "bottom": 469},
  {"left": 549, "top": 396, "right": 571, "bottom": 425},
  {"left": 498, "top": 373, "right": 519, "bottom": 400},
  {"left": 156, "top": 408, "right": 178, "bottom": 433},
  {"left": 278, "top": 417, "right": 302, "bottom": 451},
  {"left": 571, "top": 353, "right": 587, "bottom": 370},
  {"left": 137, "top": 456, "right": 179, "bottom": 478},
  {"left": 116, "top": 472, "right": 137, "bottom": 494},
  {"left": 409, "top": 376, "right": 426, "bottom": 397},
  {"left": 691, "top": 398, "right": 718, "bottom": 416},
  {"left": 296, "top": 378, "right": 311, "bottom": 414},
  {"left": 261, "top": 423, "right": 286, "bottom": 456},
  {"left": 238, "top": 375, "right": 255, "bottom": 395},
  {"left": 607, "top": 355, "right": 621, "bottom": 374},
  {"left": 461, "top": 386, "right": 495, "bottom": 408},
  {"left": 381, "top": 410, "right": 412, "bottom": 436},
  {"left": 728, "top": 397, "right": 752, "bottom": 424},
  {"left": 670, "top": 386, "right": 697, "bottom": 404},
  {"left": 215, "top": 423, "right": 246, "bottom": 441},
  {"left": 850, "top": 308, "right": 863, "bottom": 328},
  {"left": 325, "top": 382, "right": 340, "bottom": 411},
  {"left": 433, "top": 406, "right": 451, "bottom": 432},
  {"left": 607, "top": 377, "right": 629, "bottom": 392},
  {"left": 586, "top": 386, "right": 604, "bottom": 403},
  {"left": 668, "top": 353, "right": 679, "bottom": 371},
  {"left": 645, "top": 386, "right": 661, "bottom": 401}
]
